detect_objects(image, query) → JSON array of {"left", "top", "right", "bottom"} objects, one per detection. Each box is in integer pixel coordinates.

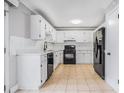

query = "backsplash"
[{"left": 10, "top": 36, "right": 44, "bottom": 55}]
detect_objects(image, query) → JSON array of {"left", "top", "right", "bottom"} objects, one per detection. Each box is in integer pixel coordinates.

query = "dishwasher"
[{"left": 47, "top": 52, "right": 54, "bottom": 79}]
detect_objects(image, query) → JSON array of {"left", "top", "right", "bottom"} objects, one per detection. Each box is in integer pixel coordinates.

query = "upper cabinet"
[
  {"left": 56, "top": 31, "right": 65, "bottom": 43},
  {"left": 45, "top": 24, "right": 56, "bottom": 42},
  {"left": 30, "top": 15, "right": 45, "bottom": 40},
  {"left": 30, "top": 15, "right": 56, "bottom": 42},
  {"left": 56, "top": 31, "right": 93, "bottom": 43}
]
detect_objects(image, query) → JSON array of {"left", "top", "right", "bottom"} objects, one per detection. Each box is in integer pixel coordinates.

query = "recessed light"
[{"left": 70, "top": 19, "right": 82, "bottom": 24}]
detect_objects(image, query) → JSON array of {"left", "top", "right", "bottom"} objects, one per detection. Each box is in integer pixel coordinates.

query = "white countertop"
[
  {"left": 16, "top": 49, "right": 63, "bottom": 56},
  {"left": 16, "top": 49, "right": 53, "bottom": 56}
]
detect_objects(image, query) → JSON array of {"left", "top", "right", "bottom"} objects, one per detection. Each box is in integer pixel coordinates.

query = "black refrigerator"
[{"left": 93, "top": 27, "right": 105, "bottom": 79}]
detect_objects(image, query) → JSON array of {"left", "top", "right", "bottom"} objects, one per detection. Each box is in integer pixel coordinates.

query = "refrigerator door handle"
[{"left": 107, "top": 52, "right": 111, "bottom": 55}]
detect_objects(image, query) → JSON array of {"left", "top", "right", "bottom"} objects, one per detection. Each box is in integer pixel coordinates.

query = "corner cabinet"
[{"left": 30, "top": 15, "right": 45, "bottom": 40}]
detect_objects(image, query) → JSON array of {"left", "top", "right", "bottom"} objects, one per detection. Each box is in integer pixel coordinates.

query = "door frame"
[{"left": 4, "top": 2, "right": 10, "bottom": 93}]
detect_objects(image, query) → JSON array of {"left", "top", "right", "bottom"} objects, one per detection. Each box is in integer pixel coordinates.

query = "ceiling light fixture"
[{"left": 70, "top": 19, "right": 82, "bottom": 24}]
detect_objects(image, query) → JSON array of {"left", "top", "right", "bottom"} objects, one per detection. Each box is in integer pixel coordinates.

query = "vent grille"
[{"left": 64, "top": 40, "right": 76, "bottom": 42}]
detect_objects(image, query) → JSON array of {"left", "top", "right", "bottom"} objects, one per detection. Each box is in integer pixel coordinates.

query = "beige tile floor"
[{"left": 16, "top": 64, "right": 117, "bottom": 93}]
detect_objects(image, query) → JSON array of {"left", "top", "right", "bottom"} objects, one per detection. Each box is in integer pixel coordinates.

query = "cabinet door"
[
  {"left": 60, "top": 52, "right": 63, "bottom": 64},
  {"left": 56, "top": 52, "right": 59, "bottom": 67},
  {"left": 84, "top": 53, "right": 92, "bottom": 64},
  {"left": 56, "top": 32, "right": 64, "bottom": 43},
  {"left": 44, "top": 55, "right": 47, "bottom": 81},
  {"left": 75, "top": 32, "right": 83, "bottom": 42},
  {"left": 76, "top": 53, "right": 85, "bottom": 64},
  {"left": 64, "top": 31, "right": 77, "bottom": 40},
  {"left": 40, "top": 20, "right": 46, "bottom": 39},
  {"left": 41, "top": 55, "right": 47, "bottom": 85},
  {"left": 54, "top": 52, "right": 57, "bottom": 69},
  {"left": 31, "top": 15, "right": 45, "bottom": 40},
  {"left": 40, "top": 56, "right": 44, "bottom": 84},
  {"left": 52, "top": 29, "right": 56, "bottom": 42}
]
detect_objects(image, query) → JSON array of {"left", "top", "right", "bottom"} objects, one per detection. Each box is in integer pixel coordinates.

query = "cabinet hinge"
[
  {"left": 118, "top": 14, "right": 119, "bottom": 19},
  {"left": 4, "top": 10, "right": 9, "bottom": 16},
  {"left": 4, "top": 48, "right": 6, "bottom": 54},
  {"left": 4, "top": 10, "right": 6, "bottom": 16},
  {"left": 41, "top": 80, "right": 42, "bottom": 83},
  {"left": 4, "top": 85, "right": 6, "bottom": 92},
  {"left": 118, "top": 80, "right": 119, "bottom": 84}
]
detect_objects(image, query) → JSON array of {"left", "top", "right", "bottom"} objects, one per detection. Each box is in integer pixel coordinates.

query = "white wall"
[
  {"left": 9, "top": 3, "right": 44, "bottom": 88},
  {"left": 105, "top": 6, "right": 119, "bottom": 92}
]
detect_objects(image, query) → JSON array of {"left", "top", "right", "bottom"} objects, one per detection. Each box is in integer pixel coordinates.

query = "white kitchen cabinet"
[
  {"left": 54, "top": 51, "right": 63, "bottom": 69},
  {"left": 52, "top": 29, "right": 56, "bottom": 42},
  {"left": 46, "top": 28, "right": 56, "bottom": 42},
  {"left": 56, "top": 31, "right": 65, "bottom": 43},
  {"left": 30, "top": 15, "right": 45, "bottom": 40},
  {"left": 54, "top": 52, "right": 59, "bottom": 69},
  {"left": 60, "top": 51, "right": 63, "bottom": 63},
  {"left": 64, "top": 31, "right": 77, "bottom": 40},
  {"left": 76, "top": 53, "right": 85, "bottom": 64},
  {"left": 30, "top": 15, "right": 56, "bottom": 41},
  {"left": 41, "top": 54, "right": 47, "bottom": 84},
  {"left": 45, "top": 23, "right": 56, "bottom": 42},
  {"left": 85, "top": 53, "right": 92, "bottom": 63},
  {"left": 56, "top": 31, "right": 93, "bottom": 43},
  {"left": 81, "top": 32, "right": 93, "bottom": 42},
  {"left": 76, "top": 51, "right": 92, "bottom": 64},
  {"left": 17, "top": 54, "right": 47, "bottom": 90}
]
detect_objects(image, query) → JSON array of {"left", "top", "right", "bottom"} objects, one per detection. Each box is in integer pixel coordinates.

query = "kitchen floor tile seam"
[
  {"left": 84, "top": 74, "right": 91, "bottom": 91},
  {"left": 66, "top": 79, "right": 78, "bottom": 93},
  {"left": 76, "top": 72, "right": 91, "bottom": 92},
  {"left": 84, "top": 71, "right": 104, "bottom": 91}
]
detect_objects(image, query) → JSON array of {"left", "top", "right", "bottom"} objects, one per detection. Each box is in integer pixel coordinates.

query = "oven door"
[
  {"left": 65, "top": 54, "right": 74, "bottom": 59},
  {"left": 64, "top": 53, "right": 76, "bottom": 64}
]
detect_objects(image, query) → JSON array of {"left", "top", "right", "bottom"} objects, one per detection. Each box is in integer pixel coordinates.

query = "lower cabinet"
[
  {"left": 17, "top": 54, "right": 47, "bottom": 90},
  {"left": 76, "top": 51, "right": 92, "bottom": 64},
  {"left": 54, "top": 52, "right": 59, "bottom": 70},
  {"left": 41, "top": 55, "right": 47, "bottom": 85},
  {"left": 60, "top": 51, "right": 63, "bottom": 64},
  {"left": 54, "top": 51, "right": 63, "bottom": 70}
]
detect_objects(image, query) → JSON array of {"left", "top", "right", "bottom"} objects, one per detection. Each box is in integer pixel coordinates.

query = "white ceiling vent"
[{"left": 6, "top": 0, "right": 19, "bottom": 7}]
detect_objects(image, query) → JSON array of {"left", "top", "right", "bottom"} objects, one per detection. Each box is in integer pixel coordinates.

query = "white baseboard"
[
  {"left": 105, "top": 78, "right": 119, "bottom": 93},
  {"left": 10, "top": 84, "right": 18, "bottom": 93}
]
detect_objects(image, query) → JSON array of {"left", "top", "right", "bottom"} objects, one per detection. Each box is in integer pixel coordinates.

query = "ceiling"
[{"left": 26, "top": 0, "right": 114, "bottom": 28}]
